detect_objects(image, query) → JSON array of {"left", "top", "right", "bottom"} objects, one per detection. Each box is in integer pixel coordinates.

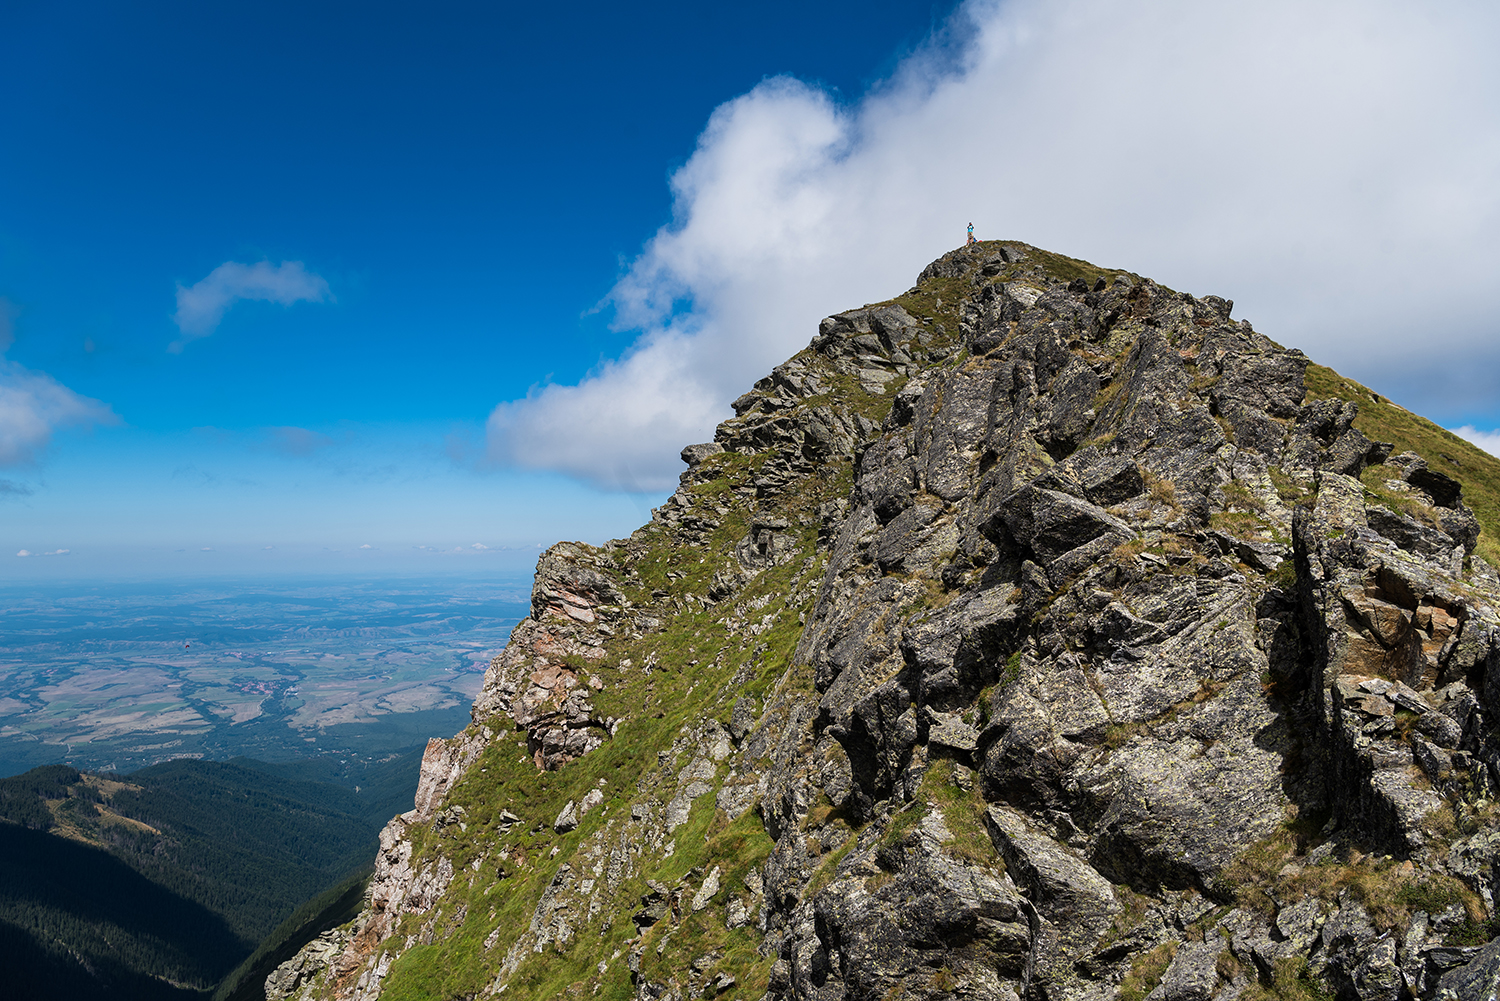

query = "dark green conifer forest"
[{"left": 0, "top": 750, "right": 423, "bottom": 999}]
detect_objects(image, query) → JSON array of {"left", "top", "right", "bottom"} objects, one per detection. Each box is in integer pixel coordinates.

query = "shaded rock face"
[{"left": 285, "top": 243, "right": 1500, "bottom": 1001}]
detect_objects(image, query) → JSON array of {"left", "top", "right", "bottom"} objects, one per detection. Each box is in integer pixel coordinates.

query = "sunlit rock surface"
[{"left": 273, "top": 242, "right": 1500, "bottom": 1001}]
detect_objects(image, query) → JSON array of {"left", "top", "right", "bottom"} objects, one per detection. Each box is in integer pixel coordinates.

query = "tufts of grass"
[
  {"left": 1447, "top": 911, "right": 1500, "bottom": 947},
  {"left": 1215, "top": 949, "right": 1244, "bottom": 983},
  {"left": 1119, "top": 942, "right": 1177, "bottom": 1001},
  {"left": 920, "top": 767, "right": 998, "bottom": 868},
  {"left": 1097, "top": 884, "right": 1156, "bottom": 952},
  {"left": 1269, "top": 467, "right": 1314, "bottom": 507},
  {"left": 1359, "top": 464, "right": 1442, "bottom": 528},
  {"left": 1305, "top": 362, "right": 1500, "bottom": 566},
  {"left": 1266, "top": 559, "right": 1298, "bottom": 591},
  {"left": 1103, "top": 721, "right": 1148, "bottom": 750},
  {"left": 1023, "top": 246, "right": 1135, "bottom": 289},
  {"left": 1148, "top": 474, "right": 1178, "bottom": 508},
  {"left": 878, "top": 797, "right": 929, "bottom": 854},
  {"left": 1221, "top": 479, "right": 1267, "bottom": 515},
  {"left": 1242, "top": 956, "right": 1335, "bottom": 1001},
  {"left": 1000, "top": 651, "right": 1024, "bottom": 690},
  {"left": 805, "top": 833, "right": 860, "bottom": 897},
  {"left": 1215, "top": 825, "right": 1484, "bottom": 934},
  {"left": 1210, "top": 510, "right": 1271, "bottom": 540}
]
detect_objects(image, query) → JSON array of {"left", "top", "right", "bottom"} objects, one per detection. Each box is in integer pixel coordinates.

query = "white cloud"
[
  {"left": 471, "top": 542, "right": 489, "bottom": 550},
  {"left": 0, "top": 368, "right": 117, "bottom": 465},
  {"left": 0, "top": 298, "right": 117, "bottom": 466},
  {"left": 16, "top": 548, "right": 69, "bottom": 557},
  {"left": 1450, "top": 427, "right": 1500, "bottom": 459},
  {"left": 0, "top": 361, "right": 115, "bottom": 468},
  {"left": 15, "top": 550, "right": 29, "bottom": 557},
  {"left": 170, "top": 260, "right": 331, "bottom": 352},
  {"left": 487, "top": 0, "right": 1500, "bottom": 491},
  {"left": 359, "top": 543, "right": 374, "bottom": 549}
]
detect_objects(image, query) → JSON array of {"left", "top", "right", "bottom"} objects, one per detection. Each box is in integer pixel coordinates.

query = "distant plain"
[{"left": 0, "top": 574, "right": 531, "bottom": 776}]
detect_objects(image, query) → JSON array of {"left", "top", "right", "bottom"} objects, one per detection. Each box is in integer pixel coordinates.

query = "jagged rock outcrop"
[
  {"left": 279, "top": 241, "right": 1500, "bottom": 1001},
  {"left": 471, "top": 541, "right": 628, "bottom": 770}
]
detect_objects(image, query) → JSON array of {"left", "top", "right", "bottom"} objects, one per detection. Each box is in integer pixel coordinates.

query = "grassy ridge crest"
[{"left": 1304, "top": 362, "right": 1500, "bottom": 566}]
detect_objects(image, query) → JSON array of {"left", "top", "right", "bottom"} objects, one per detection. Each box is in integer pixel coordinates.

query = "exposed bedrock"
[{"left": 280, "top": 242, "right": 1500, "bottom": 1001}]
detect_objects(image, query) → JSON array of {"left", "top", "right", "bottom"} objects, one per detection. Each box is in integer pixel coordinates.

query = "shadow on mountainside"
[{"left": 0, "top": 822, "right": 249, "bottom": 999}]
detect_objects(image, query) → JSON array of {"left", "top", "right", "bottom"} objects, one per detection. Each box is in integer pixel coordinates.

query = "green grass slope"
[{"left": 1304, "top": 362, "right": 1500, "bottom": 567}]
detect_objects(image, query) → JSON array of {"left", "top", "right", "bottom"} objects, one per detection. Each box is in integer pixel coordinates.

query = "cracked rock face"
[
  {"left": 280, "top": 242, "right": 1500, "bottom": 1001},
  {"left": 470, "top": 542, "right": 628, "bottom": 770}
]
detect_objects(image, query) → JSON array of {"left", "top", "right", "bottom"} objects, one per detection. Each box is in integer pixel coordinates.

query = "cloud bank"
[
  {"left": 489, "top": 0, "right": 1500, "bottom": 492},
  {"left": 171, "top": 260, "right": 331, "bottom": 351},
  {"left": 0, "top": 298, "right": 117, "bottom": 467}
]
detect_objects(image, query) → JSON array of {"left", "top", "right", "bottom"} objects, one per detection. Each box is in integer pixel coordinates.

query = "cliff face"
[{"left": 275, "top": 243, "right": 1500, "bottom": 1001}]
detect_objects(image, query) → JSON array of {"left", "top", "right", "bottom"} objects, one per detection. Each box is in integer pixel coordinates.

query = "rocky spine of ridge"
[{"left": 273, "top": 242, "right": 1500, "bottom": 1001}]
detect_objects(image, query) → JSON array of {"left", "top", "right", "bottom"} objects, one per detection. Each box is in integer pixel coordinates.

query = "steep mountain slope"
[
  {"left": 217, "top": 870, "right": 374, "bottom": 1001},
  {"left": 0, "top": 755, "right": 421, "bottom": 998},
  {"left": 278, "top": 242, "right": 1500, "bottom": 1001},
  {"left": 0, "top": 821, "right": 244, "bottom": 1000}
]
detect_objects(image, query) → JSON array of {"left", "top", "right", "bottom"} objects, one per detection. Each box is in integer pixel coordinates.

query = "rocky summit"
[{"left": 271, "top": 242, "right": 1500, "bottom": 1001}]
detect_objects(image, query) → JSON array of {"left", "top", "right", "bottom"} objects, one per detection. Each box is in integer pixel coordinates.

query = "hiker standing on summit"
[{"left": 966, "top": 222, "right": 975, "bottom": 247}]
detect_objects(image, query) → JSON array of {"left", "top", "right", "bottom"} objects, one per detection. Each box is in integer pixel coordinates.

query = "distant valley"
[
  {"left": 0, "top": 573, "right": 531, "bottom": 996},
  {"left": 0, "top": 574, "right": 530, "bottom": 776}
]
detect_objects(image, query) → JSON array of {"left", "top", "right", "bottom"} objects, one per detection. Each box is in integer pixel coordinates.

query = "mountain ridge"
[{"left": 273, "top": 241, "right": 1500, "bottom": 1001}]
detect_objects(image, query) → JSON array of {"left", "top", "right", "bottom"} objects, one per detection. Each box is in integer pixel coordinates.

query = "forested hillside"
[{"left": 0, "top": 748, "right": 424, "bottom": 999}]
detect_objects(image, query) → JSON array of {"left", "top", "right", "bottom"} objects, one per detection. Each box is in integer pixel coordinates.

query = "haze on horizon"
[{"left": 3, "top": 0, "right": 1498, "bottom": 578}]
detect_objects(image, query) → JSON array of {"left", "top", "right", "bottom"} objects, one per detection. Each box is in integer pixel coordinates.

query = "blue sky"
[
  {"left": 0, "top": 0, "right": 957, "bottom": 573},
  {"left": 3, "top": 0, "right": 1499, "bottom": 577}
]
